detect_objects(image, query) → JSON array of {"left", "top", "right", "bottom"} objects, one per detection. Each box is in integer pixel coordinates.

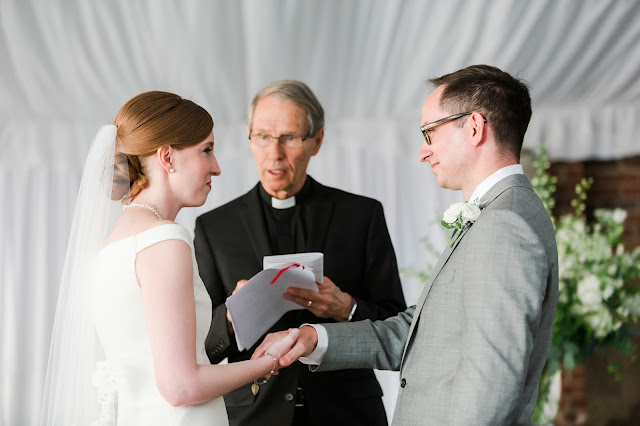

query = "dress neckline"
[{"left": 101, "top": 222, "right": 180, "bottom": 252}]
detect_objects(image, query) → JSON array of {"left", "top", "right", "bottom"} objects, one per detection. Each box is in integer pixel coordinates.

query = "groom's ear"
[
  {"left": 468, "top": 112, "right": 486, "bottom": 147},
  {"left": 156, "top": 145, "right": 175, "bottom": 174}
]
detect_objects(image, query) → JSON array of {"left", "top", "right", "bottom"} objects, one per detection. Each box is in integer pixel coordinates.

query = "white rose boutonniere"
[{"left": 441, "top": 200, "right": 482, "bottom": 247}]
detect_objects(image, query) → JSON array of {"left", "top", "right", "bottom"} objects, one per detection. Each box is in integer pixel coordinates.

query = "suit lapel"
[
  {"left": 240, "top": 185, "right": 273, "bottom": 262},
  {"left": 304, "top": 179, "right": 334, "bottom": 252},
  {"left": 415, "top": 226, "right": 468, "bottom": 308},
  {"left": 400, "top": 225, "right": 470, "bottom": 366},
  {"left": 400, "top": 173, "right": 533, "bottom": 369}
]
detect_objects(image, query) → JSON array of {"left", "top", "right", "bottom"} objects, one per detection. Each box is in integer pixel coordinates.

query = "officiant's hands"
[
  {"left": 252, "top": 326, "right": 318, "bottom": 367},
  {"left": 284, "top": 276, "right": 355, "bottom": 321}
]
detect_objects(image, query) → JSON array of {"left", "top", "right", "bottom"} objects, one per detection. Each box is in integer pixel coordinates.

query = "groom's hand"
[{"left": 252, "top": 326, "right": 319, "bottom": 367}]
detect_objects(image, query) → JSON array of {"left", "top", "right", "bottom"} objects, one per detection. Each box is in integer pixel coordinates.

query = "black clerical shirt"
[{"left": 257, "top": 177, "right": 313, "bottom": 254}]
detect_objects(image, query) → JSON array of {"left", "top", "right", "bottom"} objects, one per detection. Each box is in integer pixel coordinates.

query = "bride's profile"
[{"left": 41, "top": 91, "right": 299, "bottom": 425}]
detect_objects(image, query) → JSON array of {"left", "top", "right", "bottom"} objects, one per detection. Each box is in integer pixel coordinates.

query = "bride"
[{"left": 40, "top": 91, "right": 299, "bottom": 425}]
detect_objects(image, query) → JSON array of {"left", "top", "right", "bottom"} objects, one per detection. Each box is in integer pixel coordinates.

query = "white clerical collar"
[
  {"left": 272, "top": 196, "right": 296, "bottom": 209},
  {"left": 469, "top": 164, "right": 524, "bottom": 202}
]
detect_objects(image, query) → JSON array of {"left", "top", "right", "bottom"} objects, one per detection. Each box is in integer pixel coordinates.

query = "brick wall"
[
  {"left": 550, "top": 156, "right": 640, "bottom": 247},
  {"left": 548, "top": 155, "right": 640, "bottom": 425}
]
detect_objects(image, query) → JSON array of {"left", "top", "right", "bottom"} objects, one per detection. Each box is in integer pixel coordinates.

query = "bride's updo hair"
[{"left": 111, "top": 91, "right": 213, "bottom": 200}]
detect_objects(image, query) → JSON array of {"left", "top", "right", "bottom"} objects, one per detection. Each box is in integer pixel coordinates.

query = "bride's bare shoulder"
[{"left": 105, "top": 213, "right": 175, "bottom": 246}]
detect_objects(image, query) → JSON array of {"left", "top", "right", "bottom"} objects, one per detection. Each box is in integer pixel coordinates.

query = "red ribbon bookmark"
[{"left": 269, "top": 263, "right": 304, "bottom": 284}]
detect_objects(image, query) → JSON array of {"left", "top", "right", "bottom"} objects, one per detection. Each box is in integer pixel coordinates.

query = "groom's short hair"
[{"left": 429, "top": 65, "right": 532, "bottom": 161}]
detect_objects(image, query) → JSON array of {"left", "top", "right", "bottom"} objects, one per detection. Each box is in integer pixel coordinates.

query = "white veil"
[{"left": 41, "top": 125, "right": 122, "bottom": 425}]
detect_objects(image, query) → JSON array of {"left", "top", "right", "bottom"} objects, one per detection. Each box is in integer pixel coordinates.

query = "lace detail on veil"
[{"left": 90, "top": 360, "right": 120, "bottom": 426}]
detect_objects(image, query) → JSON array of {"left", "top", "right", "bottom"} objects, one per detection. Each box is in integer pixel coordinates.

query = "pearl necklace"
[{"left": 122, "top": 202, "right": 163, "bottom": 220}]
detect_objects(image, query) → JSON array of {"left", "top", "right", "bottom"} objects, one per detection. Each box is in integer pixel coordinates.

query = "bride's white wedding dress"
[{"left": 91, "top": 223, "right": 228, "bottom": 425}]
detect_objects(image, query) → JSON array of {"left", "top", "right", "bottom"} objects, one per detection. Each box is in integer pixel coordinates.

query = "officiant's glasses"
[
  {"left": 249, "top": 132, "right": 310, "bottom": 148},
  {"left": 420, "top": 112, "right": 485, "bottom": 145}
]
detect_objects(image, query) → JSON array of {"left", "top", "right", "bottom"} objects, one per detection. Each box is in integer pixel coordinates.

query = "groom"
[{"left": 256, "top": 65, "right": 559, "bottom": 425}]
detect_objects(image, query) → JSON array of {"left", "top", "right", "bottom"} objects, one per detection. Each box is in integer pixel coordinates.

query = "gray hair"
[{"left": 247, "top": 80, "right": 325, "bottom": 137}]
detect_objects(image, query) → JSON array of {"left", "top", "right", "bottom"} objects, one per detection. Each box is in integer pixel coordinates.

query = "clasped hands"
[
  {"left": 251, "top": 325, "right": 319, "bottom": 369},
  {"left": 242, "top": 276, "right": 349, "bottom": 376}
]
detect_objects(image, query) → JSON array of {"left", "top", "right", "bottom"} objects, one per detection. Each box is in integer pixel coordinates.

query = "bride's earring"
[{"left": 169, "top": 168, "right": 175, "bottom": 173}]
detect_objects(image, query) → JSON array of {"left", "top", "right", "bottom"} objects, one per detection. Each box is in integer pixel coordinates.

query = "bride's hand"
[{"left": 252, "top": 328, "right": 300, "bottom": 372}]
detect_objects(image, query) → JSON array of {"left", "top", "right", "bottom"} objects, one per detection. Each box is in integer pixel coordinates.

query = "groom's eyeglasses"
[{"left": 420, "top": 112, "right": 486, "bottom": 145}]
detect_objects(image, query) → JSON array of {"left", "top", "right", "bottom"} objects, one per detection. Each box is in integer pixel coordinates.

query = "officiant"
[{"left": 194, "top": 79, "right": 406, "bottom": 426}]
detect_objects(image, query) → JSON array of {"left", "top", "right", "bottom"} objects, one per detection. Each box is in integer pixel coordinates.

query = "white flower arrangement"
[
  {"left": 532, "top": 146, "right": 640, "bottom": 424},
  {"left": 441, "top": 200, "right": 482, "bottom": 246},
  {"left": 551, "top": 205, "right": 640, "bottom": 347}
]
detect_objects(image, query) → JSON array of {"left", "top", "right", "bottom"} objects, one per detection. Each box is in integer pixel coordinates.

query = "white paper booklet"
[
  {"left": 263, "top": 252, "right": 323, "bottom": 282},
  {"left": 226, "top": 252, "right": 324, "bottom": 351}
]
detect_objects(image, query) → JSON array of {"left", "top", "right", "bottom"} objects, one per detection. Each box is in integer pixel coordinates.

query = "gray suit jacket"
[{"left": 316, "top": 174, "right": 559, "bottom": 425}]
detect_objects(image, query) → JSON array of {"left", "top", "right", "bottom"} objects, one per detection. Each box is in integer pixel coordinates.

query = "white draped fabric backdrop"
[{"left": 2, "top": 1, "right": 640, "bottom": 424}]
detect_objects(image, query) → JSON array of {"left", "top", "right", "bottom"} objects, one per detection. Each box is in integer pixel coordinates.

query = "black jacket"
[{"left": 194, "top": 177, "right": 406, "bottom": 426}]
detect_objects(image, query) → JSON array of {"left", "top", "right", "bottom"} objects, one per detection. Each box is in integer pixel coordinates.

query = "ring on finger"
[{"left": 307, "top": 300, "right": 312, "bottom": 307}]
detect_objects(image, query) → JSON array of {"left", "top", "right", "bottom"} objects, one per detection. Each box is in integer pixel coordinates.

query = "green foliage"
[
  {"left": 532, "top": 146, "right": 640, "bottom": 424},
  {"left": 531, "top": 145, "right": 557, "bottom": 224}
]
